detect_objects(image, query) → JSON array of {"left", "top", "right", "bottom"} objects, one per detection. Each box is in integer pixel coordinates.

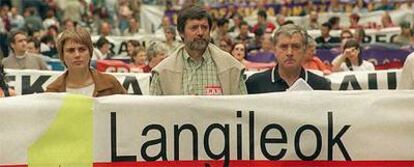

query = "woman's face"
[
  {"left": 231, "top": 43, "right": 245, "bottom": 62},
  {"left": 127, "top": 42, "right": 135, "bottom": 55},
  {"left": 151, "top": 52, "right": 166, "bottom": 66},
  {"left": 344, "top": 47, "right": 359, "bottom": 61},
  {"left": 134, "top": 51, "right": 146, "bottom": 65}
]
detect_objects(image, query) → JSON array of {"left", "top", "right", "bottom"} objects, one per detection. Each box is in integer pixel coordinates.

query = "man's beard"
[{"left": 187, "top": 38, "right": 209, "bottom": 51}]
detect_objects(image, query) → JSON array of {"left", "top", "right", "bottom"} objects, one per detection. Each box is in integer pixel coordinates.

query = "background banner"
[{"left": 4, "top": 69, "right": 401, "bottom": 95}]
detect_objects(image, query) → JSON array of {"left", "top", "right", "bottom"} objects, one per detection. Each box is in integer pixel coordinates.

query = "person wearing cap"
[{"left": 246, "top": 24, "right": 331, "bottom": 94}]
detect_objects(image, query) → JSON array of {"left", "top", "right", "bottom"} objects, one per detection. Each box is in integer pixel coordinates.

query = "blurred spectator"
[
  {"left": 117, "top": 0, "right": 133, "bottom": 33},
  {"left": 2, "top": 29, "right": 48, "bottom": 70},
  {"left": 231, "top": 42, "right": 274, "bottom": 71},
  {"left": 234, "top": 21, "right": 254, "bottom": 45},
  {"left": 275, "top": 14, "right": 286, "bottom": 27},
  {"left": 42, "top": 9, "right": 59, "bottom": 29},
  {"left": 62, "top": 19, "right": 77, "bottom": 31},
  {"left": 246, "top": 33, "right": 275, "bottom": 63},
  {"left": 8, "top": 7, "right": 25, "bottom": 30},
  {"left": 46, "top": 27, "right": 126, "bottom": 97},
  {"left": 304, "top": 10, "right": 320, "bottom": 30},
  {"left": 126, "top": 39, "right": 141, "bottom": 58},
  {"left": 393, "top": 21, "right": 412, "bottom": 46},
  {"left": 40, "top": 34, "right": 58, "bottom": 58},
  {"left": 252, "top": 10, "right": 276, "bottom": 34},
  {"left": 129, "top": 46, "right": 146, "bottom": 73},
  {"left": 218, "top": 37, "right": 233, "bottom": 53},
  {"left": 123, "top": 17, "right": 145, "bottom": 36},
  {"left": 212, "top": 18, "right": 231, "bottom": 46},
  {"left": 228, "top": 13, "right": 243, "bottom": 34},
  {"left": 302, "top": 35, "right": 331, "bottom": 75},
  {"left": 331, "top": 39, "right": 375, "bottom": 72},
  {"left": 354, "top": 28, "right": 366, "bottom": 43},
  {"left": 98, "top": 21, "right": 120, "bottom": 37},
  {"left": 380, "top": 12, "right": 395, "bottom": 28},
  {"left": 0, "top": 64, "right": 15, "bottom": 97},
  {"left": 328, "top": 16, "right": 341, "bottom": 30},
  {"left": 353, "top": 0, "right": 368, "bottom": 13},
  {"left": 315, "top": 22, "right": 341, "bottom": 46},
  {"left": 375, "top": 0, "right": 395, "bottom": 11},
  {"left": 143, "top": 42, "right": 167, "bottom": 73},
  {"left": 349, "top": 13, "right": 363, "bottom": 29},
  {"left": 328, "top": 0, "right": 344, "bottom": 13},
  {"left": 26, "top": 37, "right": 51, "bottom": 62},
  {"left": 62, "top": 0, "right": 82, "bottom": 23},
  {"left": 156, "top": 15, "right": 173, "bottom": 34},
  {"left": 93, "top": 36, "right": 113, "bottom": 60},
  {"left": 247, "top": 27, "right": 264, "bottom": 52},
  {"left": 162, "top": 25, "right": 181, "bottom": 53},
  {"left": 23, "top": 7, "right": 44, "bottom": 34}
]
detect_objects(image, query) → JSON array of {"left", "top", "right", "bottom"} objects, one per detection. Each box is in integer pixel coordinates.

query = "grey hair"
[
  {"left": 146, "top": 42, "right": 168, "bottom": 62},
  {"left": 272, "top": 24, "right": 308, "bottom": 50}
]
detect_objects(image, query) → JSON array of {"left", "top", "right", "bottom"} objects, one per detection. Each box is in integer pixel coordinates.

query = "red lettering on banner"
[{"left": 205, "top": 85, "right": 223, "bottom": 95}]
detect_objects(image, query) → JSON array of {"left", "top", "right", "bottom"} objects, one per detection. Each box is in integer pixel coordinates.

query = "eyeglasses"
[{"left": 341, "top": 36, "right": 352, "bottom": 39}]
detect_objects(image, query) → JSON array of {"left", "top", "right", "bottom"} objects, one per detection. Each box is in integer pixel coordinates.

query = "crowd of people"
[{"left": 0, "top": 0, "right": 414, "bottom": 97}]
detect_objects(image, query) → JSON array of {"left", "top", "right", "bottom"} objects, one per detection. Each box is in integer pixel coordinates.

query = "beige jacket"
[{"left": 152, "top": 44, "right": 245, "bottom": 95}]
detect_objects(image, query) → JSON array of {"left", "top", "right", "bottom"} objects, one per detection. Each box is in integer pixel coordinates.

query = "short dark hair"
[
  {"left": 321, "top": 22, "right": 332, "bottom": 30},
  {"left": 27, "top": 37, "right": 41, "bottom": 49},
  {"left": 258, "top": 10, "right": 267, "bottom": 19},
  {"left": 8, "top": 29, "right": 27, "bottom": 44},
  {"left": 177, "top": 5, "right": 212, "bottom": 34},
  {"left": 216, "top": 18, "right": 229, "bottom": 27},
  {"left": 95, "top": 36, "right": 110, "bottom": 49}
]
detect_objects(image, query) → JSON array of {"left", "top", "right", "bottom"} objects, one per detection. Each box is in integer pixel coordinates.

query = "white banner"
[
  {"left": 4, "top": 69, "right": 150, "bottom": 95},
  {"left": 4, "top": 69, "right": 401, "bottom": 95},
  {"left": 1, "top": 92, "right": 414, "bottom": 166}
]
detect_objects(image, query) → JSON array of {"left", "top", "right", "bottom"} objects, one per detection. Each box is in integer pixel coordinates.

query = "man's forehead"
[
  {"left": 276, "top": 33, "right": 303, "bottom": 42},
  {"left": 186, "top": 19, "right": 209, "bottom": 24}
]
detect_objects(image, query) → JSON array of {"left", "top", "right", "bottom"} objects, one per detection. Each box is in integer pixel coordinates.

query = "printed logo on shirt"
[{"left": 205, "top": 85, "right": 223, "bottom": 95}]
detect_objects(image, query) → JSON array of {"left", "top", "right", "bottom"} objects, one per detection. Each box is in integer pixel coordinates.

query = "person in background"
[
  {"left": 26, "top": 37, "right": 51, "bottom": 62},
  {"left": 245, "top": 33, "right": 275, "bottom": 63},
  {"left": 93, "top": 36, "right": 114, "bottom": 60},
  {"left": 0, "top": 64, "right": 15, "bottom": 97},
  {"left": 331, "top": 39, "right": 375, "bottom": 72},
  {"left": 393, "top": 21, "right": 413, "bottom": 46},
  {"left": 315, "top": 22, "right": 341, "bottom": 47},
  {"left": 129, "top": 46, "right": 146, "bottom": 73},
  {"left": 380, "top": 12, "right": 395, "bottom": 28},
  {"left": 246, "top": 24, "right": 331, "bottom": 94},
  {"left": 234, "top": 21, "right": 254, "bottom": 45},
  {"left": 2, "top": 29, "right": 48, "bottom": 70},
  {"left": 302, "top": 35, "right": 331, "bottom": 75},
  {"left": 218, "top": 37, "right": 233, "bottom": 53},
  {"left": 162, "top": 25, "right": 181, "bottom": 54},
  {"left": 231, "top": 42, "right": 275, "bottom": 71},
  {"left": 252, "top": 10, "right": 276, "bottom": 34},
  {"left": 46, "top": 27, "right": 126, "bottom": 97},
  {"left": 304, "top": 10, "right": 320, "bottom": 30},
  {"left": 348, "top": 13, "right": 363, "bottom": 29},
  {"left": 143, "top": 42, "right": 167, "bottom": 73},
  {"left": 397, "top": 52, "right": 414, "bottom": 89},
  {"left": 150, "top": 5, "right": 246, "bottom": 95},
  {"left": 126, "top": 39, "right": 141, "bottom": 58},
  {"left": 123, "top": 17, "right": 144, "bottom": 36}
]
